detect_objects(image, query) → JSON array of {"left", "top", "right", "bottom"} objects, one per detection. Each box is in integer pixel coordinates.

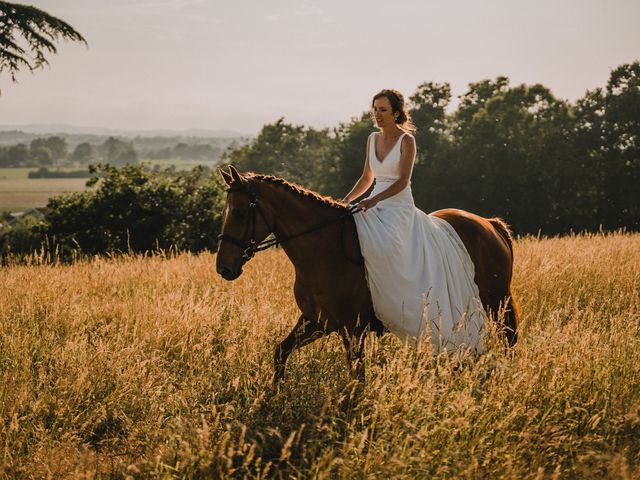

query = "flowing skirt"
[{"left": 353, "top": 180, "right": 487, "bottom": 354}]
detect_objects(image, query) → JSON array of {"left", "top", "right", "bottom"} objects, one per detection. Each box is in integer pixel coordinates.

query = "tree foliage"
[
  {"left": 30, "top": 136, "right": 67, "bottom": 160},
  {"left": 100, "top": 137, "right": 139, "bottom": 166},
  {"left": 322, "top": 113, "right": 375, "bottom": 198},
  {"left": 0, "top": 164, "right": 227, "bottom": 258},
  {"left": 221, "top": 118, "right": 334, "bottom": 191},
  {"left": 2, "top": 61, "right": 639, "bottom": 257},
  {"left": 0, "top": 136, "right": 71, "bottom": 166},
  {"left": 0, "top": 1, "right": 86, "bottom": 83},
  {"left": 408, "top": 82, "right": 456, "bottom": 212},
  {"left": 71, "top": 142, "right": 93, "bottom": 163},
  {"left": 219, "top": 61, "right": 640, "bottom": 235},
  {"left": 47, "top": 164, "right": 225, "bottom": 256}
]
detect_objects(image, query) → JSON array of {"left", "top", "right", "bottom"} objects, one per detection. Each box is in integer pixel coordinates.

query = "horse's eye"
[{"left": 231, "top": 208, "right": 246, "bottom": 219}]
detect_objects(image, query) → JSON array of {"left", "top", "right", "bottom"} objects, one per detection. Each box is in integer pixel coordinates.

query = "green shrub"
[
  {"left": 0, "top": 214, "right": 48, "bottom": 255},
  {"left": 10, "top": 164, "right": 228, "bottom": 258}
]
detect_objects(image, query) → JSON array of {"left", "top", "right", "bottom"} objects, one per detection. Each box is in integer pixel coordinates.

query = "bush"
[
  {"left": 28, "top": 167, "right": 93, "bottom": 178},
  {"left": 0, "top": 164, "right": 228, "bottom": 259},
  {"left": 0, "top": 214, "right": 48, "bottom": 256}
]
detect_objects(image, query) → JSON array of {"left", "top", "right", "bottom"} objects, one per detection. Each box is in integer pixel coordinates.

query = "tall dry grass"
[{"left": 1, "top": 232, "right": 639, "bottom": 479}]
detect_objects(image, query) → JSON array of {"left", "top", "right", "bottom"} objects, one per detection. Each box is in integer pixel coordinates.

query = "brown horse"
[{"left": 216, "top": 166, "right": 519, "bottom": 385}]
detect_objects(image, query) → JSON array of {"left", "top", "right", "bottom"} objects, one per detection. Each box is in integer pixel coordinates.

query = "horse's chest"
[
  {"left": 294, "top": 278, "right": 360, "bottom": 321},
  {"left": 294, "top": 283, "right": 332, "bottom": 311}
]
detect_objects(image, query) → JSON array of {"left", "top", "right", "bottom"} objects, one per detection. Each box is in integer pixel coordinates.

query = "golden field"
[{"left": 1, "top": 232, "right": 639, "bottom": 479}]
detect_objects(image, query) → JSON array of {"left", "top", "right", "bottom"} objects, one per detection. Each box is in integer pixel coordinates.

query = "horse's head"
[{"left": 216, "top": 166, "right": 273, "bottom": 281}]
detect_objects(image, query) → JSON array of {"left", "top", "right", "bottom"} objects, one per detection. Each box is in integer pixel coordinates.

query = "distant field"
[
  {"left": 0, "top": 168, "right": 46, "bottom": 180},
  {"left": 0, "top": 167, "right": 94, "bottom": 180},
  {"left": 0, "top": 162, "right": 216, "bottom": 211},
  {"left": 0, "top": 178, "right": 89, "bottom": 211}
]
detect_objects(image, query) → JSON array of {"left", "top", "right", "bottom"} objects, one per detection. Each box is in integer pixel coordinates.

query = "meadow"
[{"left": 1, "top": 232, "right": 639, "bottom": 478}]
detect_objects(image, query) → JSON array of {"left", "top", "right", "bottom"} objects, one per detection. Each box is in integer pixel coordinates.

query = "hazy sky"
[{"left": 0, "top": 0, "right": 638, "bottom": 134}]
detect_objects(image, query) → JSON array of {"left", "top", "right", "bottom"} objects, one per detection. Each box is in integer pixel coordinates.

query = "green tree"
[
  {"left": 30, "top": 136, "right": 67, "bottom": 161},
  {"left": 222, "top": 118, "right": 334, "bottom": 191},
  {"left": 172, "top": 143, "right": 214, "bottom": 161},
  {"left": 6, "top": 143, "right": 29, "bottom": 165},
  {"left": 572, "top": 88, "right": 608, "bottom": 231},
  {"left": 455, "top": 76, "right": 510, "bottom": 131},
  {"left": 101, "top": 137, "right": 138, "bottom": 165},
  {"left": 409, "top": 82, "right": 452, "bottom": 163},
  {"left": 71, "top": 142, "right": 92, "bottom": 163},
  {"left": 31, "top": 145, "right": 52, "bottom": 166},
  {"left": 0, "top": 1, "right": 86, "bottom": 84},
  {"left": 408, "top": 82, "right": 456, "bottom": 211},
  {"left": 601, "top": 61, "right": 640, "bottom": 229},
  {"left": 570, "top": 61, "right": 640, "bottom": 231},
  {"left": 453, "top": 81, "right": 579, "bottom": 233},
  {"left": 316, "top": 113, "right": 374, "bottom": 199},
  {"left": 0, "top": 213, "right": 47, "bottom": 255},
  {"left": 0, "top": 147, "right": 7, "bottom": 167}
]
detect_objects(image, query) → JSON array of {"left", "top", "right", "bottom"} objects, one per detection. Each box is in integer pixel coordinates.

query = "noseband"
[
  {"left": 217, "top": 186, "right": 274, "bottom": 261},
  {"left": 217, "top": 184, "right": 362, "bottom": 262}
]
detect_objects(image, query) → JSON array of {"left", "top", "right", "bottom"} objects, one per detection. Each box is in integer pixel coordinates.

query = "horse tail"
[
  {"left": 489, "top": 217, "right": 519, "bottom": 346},
  {"left": 489, "top": 217, "right": 513, "bottom": 256}
]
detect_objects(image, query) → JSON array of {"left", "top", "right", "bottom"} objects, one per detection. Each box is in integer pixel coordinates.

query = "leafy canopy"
[{"left": 0, "top": 1, "right": 86, "bottom": 83}]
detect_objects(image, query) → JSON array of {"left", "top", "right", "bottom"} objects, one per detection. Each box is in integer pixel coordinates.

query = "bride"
[{"left": 343, "top": 89, "right": 487, "bottom": 354}]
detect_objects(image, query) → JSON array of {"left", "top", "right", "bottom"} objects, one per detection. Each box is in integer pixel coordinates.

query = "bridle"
[
  {"left": 217, "top": 185, "right": 275, "bottom": 261},
  {"left": 217, "top": 185, "right": 362, "bottom": 262}
]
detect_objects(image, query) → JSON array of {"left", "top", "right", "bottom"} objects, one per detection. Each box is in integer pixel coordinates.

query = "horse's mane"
[{"left": 245, "top": 173, "right": 347, "bottom": 211}]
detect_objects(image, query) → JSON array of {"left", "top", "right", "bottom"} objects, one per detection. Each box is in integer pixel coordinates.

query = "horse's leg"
[
  {"left": 502, "top": 294, "right": 519, "bottom": 347},
  {"left": 273, "top": 314, "right": 327, "bottom": 386},
  {"left": 484, "top": 291, "right": 518, "bottom": 347},
  {"left": 338, "top": 328, "right": 367, "bottom": 409}
]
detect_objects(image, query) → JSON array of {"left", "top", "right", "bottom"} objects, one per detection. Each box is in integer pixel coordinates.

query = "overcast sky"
[{"left": 0, "top": 0, "right": 638, "bottom": 134}]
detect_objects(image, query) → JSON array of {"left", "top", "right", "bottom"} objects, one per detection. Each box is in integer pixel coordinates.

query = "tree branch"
[{"left": 0, "top": 1, "right": 87, "bottom": 83}]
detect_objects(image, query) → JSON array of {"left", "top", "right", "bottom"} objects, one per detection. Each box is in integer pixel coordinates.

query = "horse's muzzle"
[{"left": 216, "top": 262, "right": 243, "bottom": 281}]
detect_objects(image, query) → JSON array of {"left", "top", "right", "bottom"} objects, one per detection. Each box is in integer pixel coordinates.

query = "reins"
[
  {"left": 249, "top": 205, "right": 363, "bottom": 254},
  {"left": 217, "top": 186, "right": 363, "bottom": 262}
]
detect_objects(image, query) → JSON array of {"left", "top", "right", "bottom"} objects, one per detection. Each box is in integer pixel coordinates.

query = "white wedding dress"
[{"left": 353, "top": 132, "right": 487, "bottom": 354}]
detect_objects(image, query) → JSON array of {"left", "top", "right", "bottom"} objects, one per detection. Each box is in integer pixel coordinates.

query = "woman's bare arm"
[{"left": 342, "top": 134, "right": 374, "bottom": 203}]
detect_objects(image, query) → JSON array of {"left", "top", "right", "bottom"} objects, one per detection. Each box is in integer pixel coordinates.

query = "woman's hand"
[{"left": 357, "top": 197, "right": 379, "bottom": 211}]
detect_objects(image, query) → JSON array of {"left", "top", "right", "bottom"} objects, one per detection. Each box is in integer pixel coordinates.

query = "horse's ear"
[
  {"left": 229, "top": 165, "right": 244, "bottom": 184},
  {"left": 218, "top": 166, "right": 233, "bottom": 186}
]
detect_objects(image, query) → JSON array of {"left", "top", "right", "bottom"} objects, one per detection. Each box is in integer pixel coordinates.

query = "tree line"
[
  {"left": 2, "top": 4, "right": 635, "bottom": 241},
  {"left": 0, "top": 137, "right": 231, "bottom": 168},
  {"left": 1, "top": 61, "right": 638, "bottom": 258},
  {"left": 0, "top": 136, "right": 138, "bottom": 167},
  {"left": 226, "top": 61, "right": 640, "bottom": 235}
]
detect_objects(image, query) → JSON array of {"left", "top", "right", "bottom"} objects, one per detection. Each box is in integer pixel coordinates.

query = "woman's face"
[{"left": 372, "top": 96, "right": 396, "bottom": 128}]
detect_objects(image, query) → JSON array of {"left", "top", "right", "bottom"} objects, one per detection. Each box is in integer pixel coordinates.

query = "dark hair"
[{"left": 371, "top": 89, "right": 416, "bottom": 133}]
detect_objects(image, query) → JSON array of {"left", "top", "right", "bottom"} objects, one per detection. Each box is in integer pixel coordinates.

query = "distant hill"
[{"left": 0, "top": 124, "right": 251, "bottom": 138}]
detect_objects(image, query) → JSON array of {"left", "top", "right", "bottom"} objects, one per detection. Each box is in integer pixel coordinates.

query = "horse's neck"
[{"left": 261, "top": 184, "right": 342, "bottom": 261}]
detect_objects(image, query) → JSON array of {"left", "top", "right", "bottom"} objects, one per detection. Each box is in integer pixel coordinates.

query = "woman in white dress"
[{"left": 342, "top": 89, "right": 487, "bottom": 354}]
